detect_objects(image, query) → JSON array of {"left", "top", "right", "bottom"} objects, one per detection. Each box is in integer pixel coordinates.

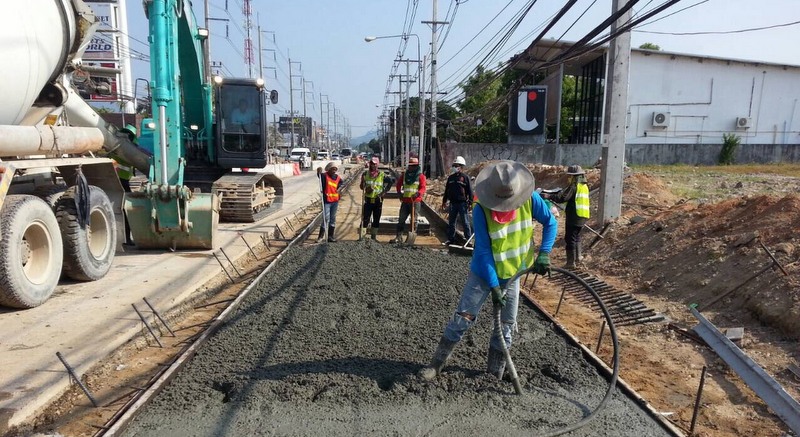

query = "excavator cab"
[{"left": 214, "top": 78, "right": 268, "bottom": 168}]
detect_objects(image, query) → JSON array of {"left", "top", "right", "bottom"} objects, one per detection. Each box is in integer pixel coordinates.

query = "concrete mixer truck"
[{"left": 0, "top": 0, "right": 282, "bottom": 308}]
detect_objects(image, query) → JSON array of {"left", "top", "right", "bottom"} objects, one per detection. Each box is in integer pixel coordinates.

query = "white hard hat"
[{"left": 453, "top": 156, "right": 466, "bottom": 166}]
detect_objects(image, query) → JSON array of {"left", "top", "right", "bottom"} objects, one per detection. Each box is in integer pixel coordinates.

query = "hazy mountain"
[{"left": 350, "top": 130, "right": 377, "bottom": 147}]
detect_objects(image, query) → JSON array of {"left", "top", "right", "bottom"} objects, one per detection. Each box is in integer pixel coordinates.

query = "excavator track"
[{"left": 211, "top": 173, "right": 284, "bottom": 223}]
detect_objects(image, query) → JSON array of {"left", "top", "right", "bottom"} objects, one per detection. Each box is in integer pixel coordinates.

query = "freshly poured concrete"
[
  {"left": 124, "top": 241, "right": 672, "bottom": 437},
  {"left": 0, "top": 170, "right": 329, "bottom": 433}
]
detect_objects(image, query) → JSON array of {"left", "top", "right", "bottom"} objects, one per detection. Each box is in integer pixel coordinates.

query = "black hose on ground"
[
  {"left": 493, "top": 303, "right": 524, "bottom": 394},
  {"left": 497, "top": 266, "right": 620, "bottom": 437}
]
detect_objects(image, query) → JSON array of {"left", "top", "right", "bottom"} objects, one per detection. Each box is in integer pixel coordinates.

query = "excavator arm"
[{"left": 123, "top": 0, "right": 218, "bottom": 249}]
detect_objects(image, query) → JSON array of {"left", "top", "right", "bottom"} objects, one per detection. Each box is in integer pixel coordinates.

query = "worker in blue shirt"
[{"left": 420, "top": 160, "right": 557, "bottom": 381}]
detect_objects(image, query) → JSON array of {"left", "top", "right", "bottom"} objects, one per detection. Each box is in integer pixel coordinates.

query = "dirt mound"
[{"left": 590, "top": 191, "right": 800, "bottom": 337}]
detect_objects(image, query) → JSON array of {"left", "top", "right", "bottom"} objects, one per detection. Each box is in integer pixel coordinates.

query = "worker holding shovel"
[
  {"left": 392, "top": 157, "right": 426, "bottom": 243},
  {"left": 317, "top": 162, "right": 341, "bottom": 243},
  {"left": 420, "top": 160, "right": 557, "bottom": 381},
  {"left": 359, "top": 157, "right": 393, "bottom": 240}
]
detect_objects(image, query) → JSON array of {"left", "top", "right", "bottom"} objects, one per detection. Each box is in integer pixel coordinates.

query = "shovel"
[
  {"left": 358, "top": 187, "right": 366, "bottom": 241},
  {"left": 405, "top": 200, "right": 417, "bottom": 246}
]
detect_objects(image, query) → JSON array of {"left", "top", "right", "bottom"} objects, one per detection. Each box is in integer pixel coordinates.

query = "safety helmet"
[
  {"left": 453, "top": 156, "right": 466, "bottom": 166},
  {"left": 566, "top": 165, "right": 585, "bottom": 175}
]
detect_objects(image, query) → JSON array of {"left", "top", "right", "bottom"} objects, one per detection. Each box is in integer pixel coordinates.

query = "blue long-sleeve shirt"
[{"left": 470, "top": 191, "right": 558, "bottom": 288}]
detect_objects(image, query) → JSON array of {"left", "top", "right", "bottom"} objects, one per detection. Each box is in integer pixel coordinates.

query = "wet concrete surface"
[{"left": 123, "top": 241, "right": 672, "bottom": 436}]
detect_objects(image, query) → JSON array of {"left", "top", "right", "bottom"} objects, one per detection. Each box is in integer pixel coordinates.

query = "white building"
[{"left": 628, "top": 49, "right": 800, "bottom": 146}]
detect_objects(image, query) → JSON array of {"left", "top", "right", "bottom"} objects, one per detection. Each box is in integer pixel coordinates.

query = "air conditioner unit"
[
  {"left": 736, "top": 117, "right": 752, "bottom": 129},
  {"left": 652, "top": 111, "right": 670, "bottom": 128}
]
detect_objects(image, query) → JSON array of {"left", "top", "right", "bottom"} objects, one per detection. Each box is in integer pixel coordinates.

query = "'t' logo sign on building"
[{"left": 509, "top": 86, "right": 547, "bottom": 136}]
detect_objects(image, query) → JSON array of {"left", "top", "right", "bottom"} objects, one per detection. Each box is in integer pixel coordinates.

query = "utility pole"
[
  {"left": 203, "top": 0, "right": 211, "bottom": 82},
  {"left": 423, "top": 1, "right": 448, "bottom": 177},
  {"left": 599, "top": 0, "right": 631, "bottom": 223},
  {"left": 419, "top": 56, "right": 426, "bottom": 174},
  {"left": 288, "top": 57, "right": 295, "bottom": 148},
  {"left": 404, "top": 60, "right": 412, "bottom": 167}
]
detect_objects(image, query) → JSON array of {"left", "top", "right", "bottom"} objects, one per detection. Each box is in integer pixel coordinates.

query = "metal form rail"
[
  {"left": 547, "top": 270, "right": 665, "bottom": 326},
  {"left": 691, "top": 307, "right": 800, "bottom": 434}
]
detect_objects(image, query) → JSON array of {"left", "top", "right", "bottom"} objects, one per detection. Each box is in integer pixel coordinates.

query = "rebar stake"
[
  {"left": 595, "top": 320, "right": 606, "bottom": 354},
  {"left": 56, "top": 352, "right": 99, "bottom": 407},
  {"left": 131, "top": 304, "right": 163, "bottom": 347},
  {"left": 275, "top": 225, "right": 286, "bottom": 240},
  {"left": 261, "top": 233, "right": 272, "bottom": 251},
  {"left": 219, "top": 248, "right": 242, "bottom": 276},
  {"left": 213, "top": 252, "right": 235, "bottom": 283},
  {"left": 555, "top": 285, "right": 568, "bottom": 317},
  {"left": 689, "top": 366, "right": 708, "bottom": 435},
  {"left": 142, "top": 297, "right": 175, "bottom": 337},
  {"left": 284, "top": 217, "right": 295, "bottom": 231},
  {"left": 240, "top": 233, "right": 259, "bottom": 260}
]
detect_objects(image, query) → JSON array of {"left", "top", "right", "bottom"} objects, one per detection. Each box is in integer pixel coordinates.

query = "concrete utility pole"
[
  {"left": 423, "top": 1, "right": 447, "bottom": 177},
  {"left": 288, "top": 57, "right": 295, "bottom": 148},
  {"left": 599, "top": 0, "right": 632, "bottom": 223},
  {"left": 404, "top": 60, "right": 412, "bottom": 167}
]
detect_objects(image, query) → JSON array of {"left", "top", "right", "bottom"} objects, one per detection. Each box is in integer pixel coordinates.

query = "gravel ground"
[{"left": 123, "top": 241, "right": 672, "bottom": 437}]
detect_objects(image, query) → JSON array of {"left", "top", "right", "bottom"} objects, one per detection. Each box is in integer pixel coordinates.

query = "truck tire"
[
  {"left": 33, "top": 183, "right": 68, "bottom": 209},
  {"left": 55, "top": 186, "right": 117, "bottom": 281},
  {"left": 0, "top": 195, "right": 64, "bottom": 308}
]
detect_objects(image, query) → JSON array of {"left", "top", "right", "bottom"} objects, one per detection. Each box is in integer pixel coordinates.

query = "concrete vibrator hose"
[{"left": 493, "top": 266, "right": 620, "bottom": 437}]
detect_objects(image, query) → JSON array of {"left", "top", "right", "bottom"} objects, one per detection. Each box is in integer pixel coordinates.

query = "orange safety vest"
[{"left": 323, "top": 173, "right": 340, "bottom": 203}]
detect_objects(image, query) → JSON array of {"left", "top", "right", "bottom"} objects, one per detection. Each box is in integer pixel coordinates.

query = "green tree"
[
  {"left": 719, "top": 133, "right": 740, "bottom": 165},
  {"left": 639, "top": 42, "right": 661, "bottom": 50}
]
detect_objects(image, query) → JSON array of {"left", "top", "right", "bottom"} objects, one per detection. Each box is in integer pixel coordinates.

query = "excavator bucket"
[{"left": 124, "top": 186, "right": 219, "bottom": 250}]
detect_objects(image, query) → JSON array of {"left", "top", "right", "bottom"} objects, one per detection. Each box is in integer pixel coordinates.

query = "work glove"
[
  {"left": 532, "top": 252, "right": 551, "bottom": 275},
  {"left": 490, "top": 286, "right": 506, "bottom": 308}
]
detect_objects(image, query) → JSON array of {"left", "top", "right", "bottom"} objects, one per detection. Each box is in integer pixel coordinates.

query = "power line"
[{"left": 636, "top": 19, "right": 800, "bottom": 35}]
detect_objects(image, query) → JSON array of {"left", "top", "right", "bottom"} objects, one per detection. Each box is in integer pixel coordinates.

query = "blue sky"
[{"left": 124, "top": 0, "right": 800, "bottom": 138}]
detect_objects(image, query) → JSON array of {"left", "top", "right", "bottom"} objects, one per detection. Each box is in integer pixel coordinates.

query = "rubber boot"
[
  {"left": 576, "top": 245, "right": 583, "bottom": 267},
  {"left": 358, "top": 226, "right": 366, "bottom": 241},
  {"left": 317, "top": 226, "right": 325, "bottom": 243},
  {"left": 487, "top": 346, "right": 507, "bottom": 380},
  {"left": 419, "top": 336, "right": 458, "bottom": 380},
  {"left": 370, "top": 227, "right": 379, "bottom": 240},
  {"left": 327, "top": 225, "right": 336, "bottom": 242},
  {"left": 391, "top": 232, "right": 403, "bottom": 244},
  {"left": 565, "top": 248, "right": 576, "bottom": 270}
]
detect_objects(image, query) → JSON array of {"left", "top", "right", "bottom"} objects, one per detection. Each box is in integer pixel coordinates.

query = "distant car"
[
  {"left": 289, "top": 147, "right": 312, "bottom": 169},
  {"left": 331, "top": 153, "right": 340, "bottom": 160},
  {"left": 317, "top": 149, "right": 330, "bottom": 160},
  {"left": 340, "top": 148, "right": 353, "bottom": 159}
]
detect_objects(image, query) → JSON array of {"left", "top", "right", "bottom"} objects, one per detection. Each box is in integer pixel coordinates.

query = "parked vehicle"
[{"left": 317, "top": 149, "right": 330, "bottom": 160}]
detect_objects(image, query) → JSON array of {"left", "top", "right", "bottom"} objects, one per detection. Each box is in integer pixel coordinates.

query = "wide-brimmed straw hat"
[
  {"left": 474, "top": 161, "right": 535, "bottom": 212},
  {"left": 408, "top": 157, "right": 419, "bottom": 165},
  {"left": 325, "top": 162, "right": 338, "bottom": 171},
  {"left": 566, "top": 165, "right": 585, "bottom": 175}
]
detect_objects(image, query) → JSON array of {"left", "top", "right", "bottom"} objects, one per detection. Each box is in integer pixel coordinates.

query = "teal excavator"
[{"left": 126, "top": 0, "right": 283, "bottom": 249}]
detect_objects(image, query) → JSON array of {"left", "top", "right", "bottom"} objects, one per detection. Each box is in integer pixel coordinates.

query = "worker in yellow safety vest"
[
  {"left": 420, "top": 160, "right": 557, "bottom": 381},
  {"left": 114, "top": 124, "right": 138, "bottom": 246},
  {"left": 359, "top": 157, "right": 393, "bottom": 240},
  {"left": 542, "top": 165, "right": 590, "bottom": 269}
]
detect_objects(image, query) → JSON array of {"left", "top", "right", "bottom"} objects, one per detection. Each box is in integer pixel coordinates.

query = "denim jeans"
[
  {"left": 322, "top": 202, "right": 339, "bottom": 230},
  {"left": 362, "top": 199, "right": 383, "bottom": 228},
  {"left": 447, "top": 202, "right": 472, "bottom": 241},
  {"left": 443, "top": 271, "right": 520, "bottom": 350},
  {"left": 396, "top": 202, "right": 414, "bottom": 233}
]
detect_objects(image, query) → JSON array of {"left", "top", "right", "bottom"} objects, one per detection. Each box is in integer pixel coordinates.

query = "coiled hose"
[{"left": 493, "top": 266, "right": 620, "bottom": 437}]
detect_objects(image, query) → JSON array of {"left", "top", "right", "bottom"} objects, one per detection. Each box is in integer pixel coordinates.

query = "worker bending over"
[
  {"left": 421, "top": 160, "right": 557, "bottom": 381},
  {"left": 542, "top": 165, "right": 590, "bottom": 269},
  {"left": 392, "top": 157, "right": 426, "bottom": 243},
  {"left": 359, "top": 157, "right": 393, "bottom": 240}
]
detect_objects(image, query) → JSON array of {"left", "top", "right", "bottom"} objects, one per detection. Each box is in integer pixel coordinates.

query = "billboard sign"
[
  {"left": 509, "top": 86, "right": 547, "bottom": 135},
  {"left": 278, "top": 117, "right": 312, "bottom": 137}
]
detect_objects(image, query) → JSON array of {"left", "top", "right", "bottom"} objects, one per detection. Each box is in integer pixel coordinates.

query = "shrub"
[{"left": 719, "top": 133, "right": 740, "bottom": 165}]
